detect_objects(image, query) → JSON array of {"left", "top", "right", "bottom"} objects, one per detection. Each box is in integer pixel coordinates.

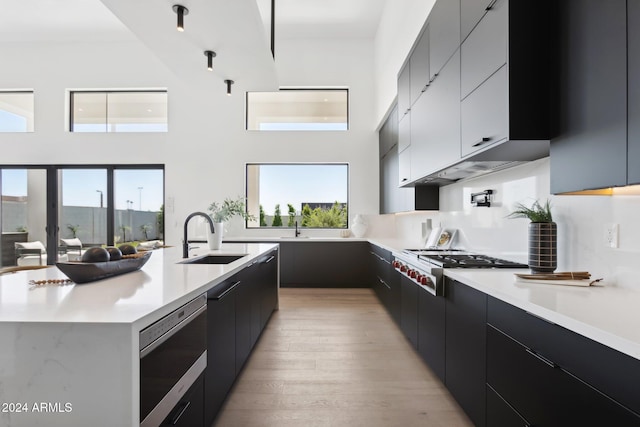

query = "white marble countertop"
[
  {"left": 444, "top": 269, "right": 640, "bottom": 360},
  {"left": 0, "top": 243, "right": 278, "bottom": 328}
]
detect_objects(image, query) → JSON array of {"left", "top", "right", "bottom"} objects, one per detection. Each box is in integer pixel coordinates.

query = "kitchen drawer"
[
  {"left": 488, "top": 296, "right": 640, "bottom": 416},
  {"left": 487, "top": 325, "right": 640, "bottom": 426},
  {"left": 461, "top": 0, "right": 508, "bottom": 99},
  {"left": 486, "top": 385, "right": 529, "bottom": 427},
  {"left": 369, "top": 243, "right": 392, "bottom": 263},
  {"left": 461, "top": 65, "right": 508, "bottom": 157}
]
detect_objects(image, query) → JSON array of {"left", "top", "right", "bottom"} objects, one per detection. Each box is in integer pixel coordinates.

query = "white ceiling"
[{"left": 0, "top": 0, "right": 387, "bottom": 43}]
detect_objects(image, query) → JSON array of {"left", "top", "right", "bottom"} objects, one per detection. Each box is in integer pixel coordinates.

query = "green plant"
[
  {"left": 16, "top": 225, "right": 27, "bottom": 233},
  {"left": 67, "top": 224, "right": 80, "bottom": 238},
  {"left": 140, "top": 223, "right": 153, "bottom": 240},
  {"left": 301, "top": 204, "right": 312, "bottom": 226},
  {"left": 156, "top": 204, "right": 164, "bottom": 236},
  {"left": 306, "top": 202, "right": 347, "bottom": 228},
  {"left": 287, "top": 204, "right": 296, "bottom": 227},
  {"left": 259, "top": 204, "right": 267, "bottom": 227},
  {"left": 208, "top": 196, "right": 256, "bottom": 223},
  {"left": 272, "top": 204, "right": 283, "bottom": 227},
  {"left": 507, "top": 199, "right": 553, "bottom": 222},
  {"left": 120, "top": 225, "right": 131, "bottom": 242}
]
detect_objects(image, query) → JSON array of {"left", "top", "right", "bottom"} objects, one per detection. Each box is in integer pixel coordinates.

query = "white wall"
[
  {"left": 386, "top": 158, "right": 640, "bottom": 290},
  {"left": 373, "top": 0, "right": 435, "bottom": 127},
  {"left": 0, "top": 36, "right": 378, "bottom": 244}
]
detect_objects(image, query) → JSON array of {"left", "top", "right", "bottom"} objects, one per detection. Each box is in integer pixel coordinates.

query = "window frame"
[
  {"left": 245, "top": 88, "right": 350, "bottom": 131},
  {"left": 68, "top": 89, "right": 168, "bottom": 133},
  {"left": 0, "top": 90, "right": 35, "bottom": 133},
  {"left": 245, "top": 162, "right": 350, "bottom": 229}
]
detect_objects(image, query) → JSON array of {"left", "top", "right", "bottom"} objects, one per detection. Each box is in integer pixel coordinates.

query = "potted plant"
[
  {"left": 507, "top": 199, "right": 556, "bottom": 273},
  {"left": 207, "top": 197, "right": 255, "bottom": 249}
]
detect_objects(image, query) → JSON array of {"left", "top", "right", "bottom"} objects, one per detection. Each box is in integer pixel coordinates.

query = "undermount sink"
[{"left": 180, "top": 254, "right": 246, "bottom": 265}]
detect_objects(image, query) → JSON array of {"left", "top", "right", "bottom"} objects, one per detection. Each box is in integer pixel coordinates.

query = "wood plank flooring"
[{"left": 212, "top": 288, "right": 473, "bottom": 427}]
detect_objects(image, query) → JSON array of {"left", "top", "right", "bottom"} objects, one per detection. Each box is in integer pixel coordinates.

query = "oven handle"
[{"left": 140, "top": 304, "right": 207, "bottom": 359}]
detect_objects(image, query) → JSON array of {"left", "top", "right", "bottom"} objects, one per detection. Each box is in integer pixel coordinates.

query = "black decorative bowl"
[{"left": 56, "top": 251, "right": 152, "bottom": 284}]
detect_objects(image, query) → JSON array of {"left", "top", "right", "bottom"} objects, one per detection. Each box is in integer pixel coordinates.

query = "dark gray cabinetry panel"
[
  {"left": 487, "top": 325, "right": 640, "bottom": 426},
  {"left": 417, "top": 286, "right": 445, "bottom": 382},
  {"left": 410, "top": 28, "right": 430, "bottom": 106},
  {"left": 486, "top": 386, "right": 529, "bottom": 427},
  {"left": 628, "top": 0, "right": 640, "bottom": 185},
  {"left": 460, "top": 0, "right": 493, "bottom": 42},
  {"left": 445, "top": 279, "right": 487, "bottom": 427},
  {"left": 281, "top": 242, "right": 369, "bottom": 288},
  {"left": 400, "top": 275, "right": 419, "bottom": 349},
  {"left": 488, "top": 296, "right": 640, "bottom": 419},
  {"left": 429, "top": 0, "right": 460, "bottom": 80},
  {"left": 551, "top": 0, "right": 627, "bottom": 193}
]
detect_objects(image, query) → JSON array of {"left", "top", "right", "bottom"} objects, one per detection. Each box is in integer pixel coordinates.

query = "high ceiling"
[{"left": 0, "top": 0, "right": 387, "bottom": 43}]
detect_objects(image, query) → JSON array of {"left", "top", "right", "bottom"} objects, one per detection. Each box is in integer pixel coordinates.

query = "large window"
[
  {"left": 0, "top": 91, "right": 34, "bottom": 132},
  {"left": 246, "top": 89, "right": 348, "bottom": 131},
  {"left": 70, "top": 91, "right": 168, "bottom": 132},
  {"left": 246, "top": 163, "right": 349, "bottom": 228}
]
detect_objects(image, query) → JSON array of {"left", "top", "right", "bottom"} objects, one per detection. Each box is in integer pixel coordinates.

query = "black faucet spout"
[
  {"left": 183, "top": 212, "right": 215, "bottom": 258},
  {"left": 295, "top": 220, "right": 301, "bottom": 237}
]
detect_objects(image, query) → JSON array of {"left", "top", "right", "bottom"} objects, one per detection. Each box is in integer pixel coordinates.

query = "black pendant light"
[
  {"left": 172, "top": 5, "right": 189, "bottom": 32},
  {"left": 224, "top": 80, "right": 234, "bottom": 96},
  {"left": 204, "top": 51, "right": 216, "bottom": 71}
]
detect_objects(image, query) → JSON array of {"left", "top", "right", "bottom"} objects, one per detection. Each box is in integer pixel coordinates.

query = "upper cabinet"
[
  {"left": 460, "top": 0, "right": 494, "bottom": 42},
  {"left": 396, "top": 0, "right": 553, "bottom": 186},
  {"left": 429, "top": 0, "right": 460, "bottom": 80},
  {"left": 629, "top": 0, "right": 640, "bottom": 185},
  {"left": 397, "top": 65, "right": 411, "bottom": 121},
  {"left": 550, "top": 0, "right": 628, "bottom": 193}
]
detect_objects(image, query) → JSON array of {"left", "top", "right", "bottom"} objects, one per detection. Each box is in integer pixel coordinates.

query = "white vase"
[
  {"left": 206, "top": 222, "right": 224, "bottom": 250},
  {"left": 351, "top": 215, "right": 367, "bottom": 238}
]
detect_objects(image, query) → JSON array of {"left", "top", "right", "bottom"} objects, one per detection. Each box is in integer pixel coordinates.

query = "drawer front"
[
  {"left": 461, "top": 0, "right": 508, "bottom": 98},
  {"left": 461, "top": 65, "right": 508, "bottom": 157},
  {"left": 487, "top": 325, "right": 640, "bottom": 426},
  {"left": 488, "top": 296, "right": 640, "bottom": 416},
  {"left": 486, "top": 385, "right": 529, "bottom": 427}
]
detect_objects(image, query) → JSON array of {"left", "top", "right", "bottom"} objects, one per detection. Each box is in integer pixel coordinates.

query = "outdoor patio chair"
[{"left": 15, "top": 241, "right": 68, "bottom": 266}]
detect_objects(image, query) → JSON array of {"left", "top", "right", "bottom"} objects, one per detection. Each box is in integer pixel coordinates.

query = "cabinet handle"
[
  {"left": 429, "top": 73, "right": 438, "bottom": 83},
  {"left": 170, "top": 400, "right": 191, "bottom": 425},
  {"left": 485, "top": 0, "right": 498, "bottom": 10},
  {"left": 472, "top": 137, "right": 492, "bottom": 147},
  {"left": 401, "top": 178, "right": 408, "bottom": 182},
  {"left": 212, "top": 280, "right": 241, "bottom": 301},
  {"left": 525, "top": 348, "right": 557, "bottom": 368},
  {"left": 263, "top": 255, "right": 275, "bottom": 264}
]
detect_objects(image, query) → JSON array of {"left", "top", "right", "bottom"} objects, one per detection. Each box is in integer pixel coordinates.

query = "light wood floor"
[{"left": 213, "top": 288, "right": 473, "bottom": 427}]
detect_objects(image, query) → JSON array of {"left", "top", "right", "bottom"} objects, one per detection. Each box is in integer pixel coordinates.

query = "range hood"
[{"left": 413, "top": 139, "right": 550, "bottom": 186}]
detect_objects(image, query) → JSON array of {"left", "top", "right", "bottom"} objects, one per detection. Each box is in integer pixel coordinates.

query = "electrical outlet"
[{"left": 605, "top": 223, "right": 619, "bottom": 248}]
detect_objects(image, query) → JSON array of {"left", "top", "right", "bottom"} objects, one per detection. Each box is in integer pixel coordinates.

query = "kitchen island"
[{"left": 0, "top": 243, "right": 278, "bottom": 427}]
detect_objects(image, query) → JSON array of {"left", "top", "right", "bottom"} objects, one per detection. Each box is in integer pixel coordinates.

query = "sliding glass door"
[{"left": 0, "top": 165, "right": 163, "bottom": 267}]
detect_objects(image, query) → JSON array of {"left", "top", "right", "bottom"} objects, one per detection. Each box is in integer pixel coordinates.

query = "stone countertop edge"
[{"left": 0, "top": 243, "right": 278, "bottom": 330}]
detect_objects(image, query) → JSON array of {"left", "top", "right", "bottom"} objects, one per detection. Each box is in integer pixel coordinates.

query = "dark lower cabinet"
[
  {"left": 417, "top": 286, "right": 445, "bottom": 382},
  {"left": 445, "top": 279, "right": 487, "bottom": 427},
  {"left": 206, "top": 277, "right": 239, "bottom": 424},
  {"left": 282, "top": 242, "right": 369, "bottom": 287},
  {"left": 487, "top": 325, "right": 640, "bottom": 426},
  {"left": 400, "top": 275, "right": 419, "bottom": 349},
  {"left": 205, "top": 248, "right": 279, "bottom": 427},
  {"left": 486, "top": 385, "right": 529, "bottom": 427},
  {"left": 162, "top": 374, "right": 204, "bottom": 427}
]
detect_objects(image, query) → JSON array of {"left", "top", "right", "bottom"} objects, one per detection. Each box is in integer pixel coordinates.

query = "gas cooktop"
[{"left": 402, "top": 249, "right": 527, "bottom": 269}]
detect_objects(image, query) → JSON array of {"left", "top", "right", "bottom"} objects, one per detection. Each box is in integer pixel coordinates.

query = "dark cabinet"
[
  {"left": 445, "top": 278, "right": 487, "bottom": 427},
  {"left": 400, "top": 275, "right": 419, "bottom": 349},
  {"left": 205, "top": 249, "right": 278, "bottom": 426},
  {"left": 161, "top": 374, "right": 204, "bottom": 427},
  {"left": 488, "top": 296, "right": 640, "bottom": 420},
  {"left": 417, "top": 286, "right": 445, "bottom": 382},
  {"left": 281, "top": 242, "right": 369, "bottom": 288},
  {"left": 369, "top": 244, "right": 400, "bottom": 325},
  {"left": 206, "top": 278, "right": 239, "bottom": 425},
  {"left": 487, "top": 325, "right": 640, "bottom": 426},
  {"left": 630, "top": 0, "right": 640, "bottom": 185},
  {"left": 486, "top": 386, "right": 529, "bottom": 427},
  {"left": 429, "top": 0, "right": 460, "bottom": 80},
  {"left": 551, "top": 0, "right": 628, "bottom": 193}
]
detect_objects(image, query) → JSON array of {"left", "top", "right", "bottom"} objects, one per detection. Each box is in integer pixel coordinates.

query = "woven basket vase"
[{"left": 528, "top": 222, "right": 557, "bottom": 273}]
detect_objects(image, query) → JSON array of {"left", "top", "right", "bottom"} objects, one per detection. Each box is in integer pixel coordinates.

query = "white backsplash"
[{"left": 372, "top": 157, "right": 640, "bottom": 289}]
